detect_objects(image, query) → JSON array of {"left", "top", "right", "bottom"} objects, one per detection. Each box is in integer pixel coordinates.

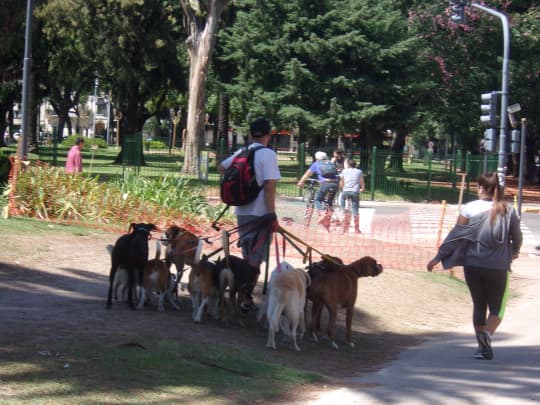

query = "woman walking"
[{"left": 427, "top": 172, "right": 522, "bottom": 360}]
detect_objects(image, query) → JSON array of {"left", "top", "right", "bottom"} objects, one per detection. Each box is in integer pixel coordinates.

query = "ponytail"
[{"left": 477, "top": 172, "right": 507, "bottom": 222}]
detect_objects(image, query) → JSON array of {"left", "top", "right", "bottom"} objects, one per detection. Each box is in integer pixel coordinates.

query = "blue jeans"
[
  {"left": 340, "top": 191, "right": 360, "bottom": 215},
  {"left": 315, "top": 181, "right": 338, "bottom": 211}
]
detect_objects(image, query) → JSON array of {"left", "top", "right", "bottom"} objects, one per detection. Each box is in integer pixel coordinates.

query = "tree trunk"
[
  {"left": 181, "top": 0, "right": 230, "bottom": 175},
  {"left": 388, "top": 130, "right": 406, "bottom": 174},
  {"left": 112, "top": 96, "right": 146, "bottom": 165}
]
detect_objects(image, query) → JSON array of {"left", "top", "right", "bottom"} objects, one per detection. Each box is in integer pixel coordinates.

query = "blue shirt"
[{"left": 309, "top": 160, "right": 338, "bottom": 182}]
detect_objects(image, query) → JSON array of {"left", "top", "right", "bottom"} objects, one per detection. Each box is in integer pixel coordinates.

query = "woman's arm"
[{"left": 457, "top": 214, "right": 469, "bottom": 225}]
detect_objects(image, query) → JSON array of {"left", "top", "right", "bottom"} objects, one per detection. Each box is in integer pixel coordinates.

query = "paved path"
[{"left": 302, "top": 250, "right": 540, "bottom": 404}]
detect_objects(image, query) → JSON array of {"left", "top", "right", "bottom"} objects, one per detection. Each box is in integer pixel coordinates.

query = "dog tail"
[
  {"left": 194, "top": 238, "right": 203, "bottom": 264},
  {"left": 304, "top": 271, "right": 311, "bottom": 287},
  {"left": 106, "top": 244, "right": 114, "bottom": 256},
  {"left": 221, "top": 230, "right": 230, "bottom": 268}
]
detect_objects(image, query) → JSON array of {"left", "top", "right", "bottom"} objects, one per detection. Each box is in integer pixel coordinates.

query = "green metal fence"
[{"left": 28, "top": 140, "right": 499, "bottom": 204}]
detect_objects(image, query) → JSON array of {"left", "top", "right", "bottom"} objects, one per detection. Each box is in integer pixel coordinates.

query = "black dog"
[
  {"left": 215, "top": 255, "right": 260, "bottom": 322},
  {"left": 106, "top": 223, "right": 158, "bottom": 310}
]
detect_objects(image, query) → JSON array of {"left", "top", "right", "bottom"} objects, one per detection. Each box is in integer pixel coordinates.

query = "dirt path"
[{"left": 0, "top": 225, "right": 474, "bottom": 380}]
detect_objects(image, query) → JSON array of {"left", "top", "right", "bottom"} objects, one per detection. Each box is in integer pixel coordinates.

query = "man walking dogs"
[{"left": 219, "top": 118, "right": 281, "bottom": 308}]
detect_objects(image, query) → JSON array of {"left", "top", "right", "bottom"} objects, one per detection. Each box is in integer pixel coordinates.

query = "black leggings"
[{"left": 464, "top": 266, "right": 509, "bottom": 327}]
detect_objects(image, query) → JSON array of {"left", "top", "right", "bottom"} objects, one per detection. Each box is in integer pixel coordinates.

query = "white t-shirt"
[
  {"left": 341, "top": 167, "right": 363, "bottom": 193},
  {"left": 461, "top": 199, "right": 493, "bottom": 218},
  {"left": 220, "top": 142, "right": 281, "bottom": 216}
]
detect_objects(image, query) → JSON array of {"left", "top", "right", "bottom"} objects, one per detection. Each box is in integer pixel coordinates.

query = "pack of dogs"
[{"left": 105, "top": 223, "right": 383, "bottom": 351}]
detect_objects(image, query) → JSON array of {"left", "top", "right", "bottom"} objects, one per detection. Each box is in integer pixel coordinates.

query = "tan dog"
[
  {"left": 263, "top": 261, "right": 310, "bottom": 351},
  {"left": 187, "top": 244, "right": 222, "bottom": 323},
  {"left": 310, "top": 256, "right": 383, "bottom": 349},
  {"left": 138, "top": 240, "right": 178, "bottom": 311},
  {"left": 162, "top": 225, "right": 201, "bottom": 295}
]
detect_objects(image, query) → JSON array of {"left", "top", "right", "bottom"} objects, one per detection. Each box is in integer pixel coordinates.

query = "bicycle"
[{"left": 301, "top": 179, "right": 340, "bottom": 231}]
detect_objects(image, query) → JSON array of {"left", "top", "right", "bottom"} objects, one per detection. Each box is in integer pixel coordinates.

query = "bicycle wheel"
[{"left": 303, "top": 188, "right": 315, "bottom": 228}]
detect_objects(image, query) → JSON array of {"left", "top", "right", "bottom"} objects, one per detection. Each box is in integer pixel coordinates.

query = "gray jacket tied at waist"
[{"left": 434, "top": 207, "right": 522, "bottom": 271}]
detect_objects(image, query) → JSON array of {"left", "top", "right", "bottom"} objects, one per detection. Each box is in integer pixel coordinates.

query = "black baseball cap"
[{"left": 250, "top": 118, "right": 271, "bottom": 137}]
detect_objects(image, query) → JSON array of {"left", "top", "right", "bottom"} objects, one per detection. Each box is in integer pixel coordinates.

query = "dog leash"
[
  {"left": 274, "top": 233, "right": 282, "bottom": 272},
  {"left": 275, "top": 226, "right": 340, "bottom": 266}
]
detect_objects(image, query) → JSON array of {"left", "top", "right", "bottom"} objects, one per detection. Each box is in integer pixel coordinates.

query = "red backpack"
[{"left": 220, "top": 145, "right": 267, "bottom": 206}]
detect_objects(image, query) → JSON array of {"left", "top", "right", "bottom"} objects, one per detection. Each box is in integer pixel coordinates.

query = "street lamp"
[
  {"left": 91, "top": 78, "right": 98, "bottom": 138},
  {"left": 448, "top": 1, "right": 511, "bottom": 188},
  {"left": 104, "top": 93, "right": 111, "bottom": 144},
  {"left": 18, "top": 0, "right": 34, "bottom": 160},
  {"left": 114, "top": 108, "right": 122, "bottom": 148},
  {"left": 471, "top": 3, "right": 510, "bottom": 188},
  {"left": 169, "top": 107, "right": 181, "bottom": 153}
]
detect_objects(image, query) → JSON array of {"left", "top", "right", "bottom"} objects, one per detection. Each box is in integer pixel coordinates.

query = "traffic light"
[
  {"left": 449, "top": 0, "right": 467, "bottom": 23},
  {"left": 483, "top": 128, "right": 496, "bottom": 153},
  {"left": 510, "top": 129, "right": 521, "bottom": 154},
  {"left": 480, "top": 92, "right": 498, "bottom": 127}
]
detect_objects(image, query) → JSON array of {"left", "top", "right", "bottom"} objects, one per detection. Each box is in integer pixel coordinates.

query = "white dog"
[{"left": 263, "top": 261, "right": 310, "bottom": 351}]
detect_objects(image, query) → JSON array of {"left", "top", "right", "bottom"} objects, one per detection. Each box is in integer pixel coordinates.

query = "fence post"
[
  {"left": 427, "top": 149, "right": 433, "bottom": 201},
  {"left": 465, "top": 151, "right": 471, "bottom": 201},
  {"left": 452, "top": 149, "right": 458, "bottom": 188},
  {"left": 218, "top": 137, "right": 226, "bottom": 162},
  {"left": 370, "top": 145, "right": 377, "bottom": 201},
  {"left": 52, "top": 136, "right": 58, "bottom": 166},
  {"left": 137, "top": 132, "right": 142, "bottom": 173},
  {"left": 298, "top": 143, "right": 305, "bottom": 197}
]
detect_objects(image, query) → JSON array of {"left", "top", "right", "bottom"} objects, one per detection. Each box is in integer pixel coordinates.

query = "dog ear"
[{"left": 128, "top": 223, "right": 136, "bottom": 233}]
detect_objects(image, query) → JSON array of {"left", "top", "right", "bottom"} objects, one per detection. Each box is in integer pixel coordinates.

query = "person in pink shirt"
[{"left": 65, "top": 137, "right": 84, "bottom": 174}]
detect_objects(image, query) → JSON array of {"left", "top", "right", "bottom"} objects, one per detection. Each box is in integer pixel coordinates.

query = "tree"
[
  {"left": 36, "top": 0, "right": 97, "bottom": 142},
  {"left": 409, "top": 0, "right": 540, "bottom": 157},
  {"left": 219, "top": 0, "right": 432, "bottom": 159},
  {"left": 87, "top": 0, "right": 187, "bottom": 163},
  {"left": 0, "top": 0, "right": 25, "bottom": 147},
  {"left": 179, "top": 0, "right": 231, "bottom": 175}
]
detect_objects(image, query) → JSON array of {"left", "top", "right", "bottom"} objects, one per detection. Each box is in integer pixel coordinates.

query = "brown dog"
[
  {"left": 310, "top": 256, "right": 383, "bottom": 349},
  {"left": 161, "top": 225, "right": 201, "bottom": 296},
  {"left": 188, "top": 257, "right": 221, "bottom": 322},
  {"left": 139, "top": 240, "right": 178, "bottom": 311}
]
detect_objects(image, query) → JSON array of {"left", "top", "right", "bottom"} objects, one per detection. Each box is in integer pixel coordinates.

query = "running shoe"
[
  {"left": 476, "top": 331, "right": 493, "bottom": 360},
  {"left": 473, "top": 348, "right": 485, "bottom": 359}
]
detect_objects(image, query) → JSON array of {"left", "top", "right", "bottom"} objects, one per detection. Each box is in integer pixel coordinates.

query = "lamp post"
[
  {"left": 18, "top": 0, "right": 34, "bottom": 160},
  {"left": 104, "top": 93, "right": 111, "bottom": 144},
  {"left": 170, "top": 107, "right": 181, "bottom": 153},
  {"left": 471, "top": 3, "right": 510, "bottom": 189},
  {"left": 114, "top": 109, "right": 122, "bottom": 148},
  {"left": 91, "top": 78, "right": 99, "bottom": 138}
]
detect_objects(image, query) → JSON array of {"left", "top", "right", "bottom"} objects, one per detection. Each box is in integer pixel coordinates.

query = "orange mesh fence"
[{"left": 263, "top": 200, "right": 459, "bottom": 271}]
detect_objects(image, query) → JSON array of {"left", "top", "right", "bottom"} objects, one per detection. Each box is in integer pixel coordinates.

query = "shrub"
[
  {"left": 145, "top": 139, "right": 168, "bottom": 149},
  {"left": 61, "top": 135, "right": 107, "bottom": 149},
  {"left": 7, "top": 164, "right": 225, "bottom": 228}
]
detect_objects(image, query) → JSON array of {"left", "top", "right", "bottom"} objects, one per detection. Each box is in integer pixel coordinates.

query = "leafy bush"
[
  {"left": 110, "top": 170, "right": 224, "bottom": 220},
  {"left": 61, "top": 135, "right": 107, "bottom": 149},
  {"left": 7, "top": 164, "right": 225, "bottom": 227},
  {"left": 145, "top": 139, "right": 168, "bottom": 149}
]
